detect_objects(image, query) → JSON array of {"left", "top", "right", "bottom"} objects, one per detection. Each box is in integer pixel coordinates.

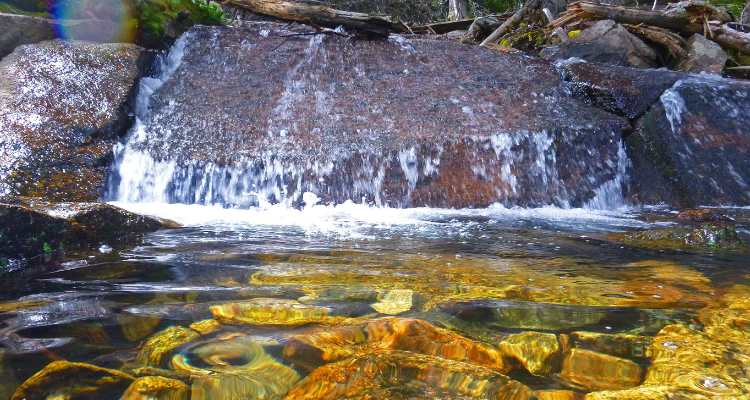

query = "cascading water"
[{"left": 107, "top": 23, "right": 632, "bottom": 210}]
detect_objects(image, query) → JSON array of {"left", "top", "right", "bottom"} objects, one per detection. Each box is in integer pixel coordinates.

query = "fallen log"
[
  {"left": 623, "top": 23, "right": 687, "bottom": 59},
  {"left": 217, "top": 0, "right": 406, "bottom": 36},
  {"left": 710, "top": 22, "right": 750, "bottom": 55},
  {"left": 550, "top": 1, "right": 731, "bottom": 34},
  {"left": 481, "top": 0, "right": 542, "bottom": 46}
]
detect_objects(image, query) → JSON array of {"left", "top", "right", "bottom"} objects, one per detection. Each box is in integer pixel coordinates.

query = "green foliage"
[
  {"left": 476, "top": 0, "right": 522, "bottom": 13},
  {"left": 0, "top": 1, "right": 50, "bottom": 17},
  {"left": 711, "top": 0, "right": 747, "bottom": 18},
  {"left": 131, "top": 0, "right": 225, "bottom": 47},
  {"left": 43, "top": 242, "right": 52, "bottom": 254}
]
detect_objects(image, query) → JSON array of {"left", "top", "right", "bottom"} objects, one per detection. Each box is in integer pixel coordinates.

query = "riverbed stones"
[
  {"left": 284, "top": 350, "right": 532, "bottom": 400},
  {"left": 625, "top": 75, "right": 750, "bottom": 207},
  {"left": 116, "top": 22, "right": 630, "bottom": 209},
  {"left": 283, "top": 317, "right": 515, "bottom": 373},
  {"left": 0, "top": 39, "right": 149, "bottom": 202},
  {"left": 11, "top": 361, "right": 134, "bottom": 400},
  {"left": 560, "top": 349, "right": 643, "bottom": 391},
  {"left": 210, "top": 298, "right": 334, "bottom": 326},
  {"left": 673, "top": 34, "right": 728, "bottom": 74},
  {"left": 133, "top": 326, "right": 200, "bottom": 368},
  {"left": 498, "top": 332, "right": 562, "bottom": 376},
  {"left": 371, "top": 289, "right": 413, "bottom": 315},
  {"left": 170, "top": 336, "right": 300, "bottom": 400},
  {"left": 604, "top": 223, "right": 747, "bottom": 252},
  {"left": 120, "top": 376, "right": 189, "bottom": 400}
]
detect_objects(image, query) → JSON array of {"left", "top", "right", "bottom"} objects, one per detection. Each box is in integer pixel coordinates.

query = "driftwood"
[
  {"left": 551, "top": 1, "right": 731, "bottom": 34},
  {"left": 623, "top": 23, "right": 687, "bottom": 58},
  {"left": 550, "top": 1, "right": 750, "bottom": 55},
  {"left": 420, "top": 18, "right": 476, "bottom": 34},
  {"left": 481, "top": 0, "right": 542, "bottom": 46},
  {"left": 217, "top": 0, "right": 406, "bottom": 36}
]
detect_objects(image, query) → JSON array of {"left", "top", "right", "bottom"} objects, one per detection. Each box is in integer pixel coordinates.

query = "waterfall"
[{"left": 106, "top": 25, "right": 632, "bottom": 210}]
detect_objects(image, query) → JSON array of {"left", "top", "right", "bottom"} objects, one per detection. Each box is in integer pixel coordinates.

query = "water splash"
[
  {"left": 585, "top": 140, "right": 630, "bottom": 210},
  {"left": 660, "top": 80, "right": 686, "bottom": 134}
]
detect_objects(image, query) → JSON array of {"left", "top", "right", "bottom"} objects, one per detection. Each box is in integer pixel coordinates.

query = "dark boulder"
[
  {"left": 540, "top": 20, "right": 658, "bottom": 69},
  {"left": 0, "top": 40, "right": 151, "bottom": 203},
  {"left": 0, "top": 202, "right": 179, "bottom": 267},
  {"left": 109, "top": 23, "right": 631, "bottom": 209},
  {"left": 0, "top": 12, "right": 55, "bottom": 60},
  {"left": 556, "top": 60, "right": 683, "bottom": 119},
  {"left": 625, "top": 76, "right": 750, "bottom": 207},
  {"left": 673, "top": 34, "right": 728, "bottom": 74}
]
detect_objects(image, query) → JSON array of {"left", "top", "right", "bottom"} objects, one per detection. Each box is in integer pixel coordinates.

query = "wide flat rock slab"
[
  {"left": 118, "top": 23, "right": 630, "bottom": 208},
  {"left": 625, "top": 75, "right": 750, "bottom": 207},
  {"left": 0, "top": 39, "right": 149, "bottom": 202}
]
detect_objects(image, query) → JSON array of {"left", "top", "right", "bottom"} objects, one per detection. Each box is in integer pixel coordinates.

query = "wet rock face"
[
  {"left": 112, "top": 23, "right": 630, "bottom": 209},
  {"left": 557, "top": 61, "right": 683, "bottom": 119},
  {"left": 0, "top": 203, "right": 179, "bottom": 264},
  {"left": 625, "top": 76, "right": 750, "bottom": 207},
  {"left": 0, "top": 39, "right": 150, "bottom": 202},
  {"left": 673, "top": 34, "right": 728, "bottom": 74}
]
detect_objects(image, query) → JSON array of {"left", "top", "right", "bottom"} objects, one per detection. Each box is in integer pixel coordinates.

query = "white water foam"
[{"left": 585, "top": 140, "right": 630, "bottom": 210}]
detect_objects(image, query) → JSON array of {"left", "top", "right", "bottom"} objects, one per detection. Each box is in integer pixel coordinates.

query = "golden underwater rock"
[
  {"left": 283, "top": 350, "right": 532, "bottom": 400},
  {"left": 11, "top": 361, "right": 134, "bottom": 400},
  {"left": 283, "top": 317, "right": 515, "bottom": 373},
  {"left": 171, "top": 335, "right": 300, "bottom": 400},
  {"left": 210, "top": 298, "right": 335, "bottom": 327},
  {"left": 571, "top": 331, "right": 653, "bottom": 359},
  {"left": 119, "top": 376, "right": 189, "bottom": 400},
  {"left": 560, "top": 349, "right": 643, "bottom": 391},
  {"left": 188, "top": 319, "right": 222, "bottom": 335},
  {"left": 133, "top": 326, "right": 200, "bottom": 368},
  {"left": 497, "top": 332, "right": 561, "bottom": 376},
  {"left": 371, "top": 289, "right": 413, "bottom": 315},
  {"left": 118, "top": 313, "right": 161, "bottom": 342},
  {"left": 533, "top": 390, "right": 584, "bottom": 400}
]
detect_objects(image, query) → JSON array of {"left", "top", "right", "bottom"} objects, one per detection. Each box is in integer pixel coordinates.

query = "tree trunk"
[
  {"left": 480, "top": 0, "right": 541, "bottom": 46},
  {"left": 449, "top": 0, "right": 469, "bottom": 21},
  {"left": 742, "top": 0, "right": 750, "bottom": 25},
  {"left": 217, "top": 0, "right": 405, "bottom": 36}
]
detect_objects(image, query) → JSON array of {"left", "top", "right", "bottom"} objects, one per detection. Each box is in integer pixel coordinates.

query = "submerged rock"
[
  {"left": 0, "top": 203, "right": 179, "bottom": 264},
  {"left": 0, "top": 350, "right": 20, "bottom": 400},
  {"left": 0, "top": 39, "right": 150, "bottom": 202},
  {"left": 625, "top": 76, "right": 750, "bottom": 207},
  {"left": 283, "top": 317, "right": 516, "bottom": 373},
  {"left": 11, "top": 361, "right": 134, "bottom": 400},
  {"left": 571, "top": 331, "right": 653, "bottom": 359},
  {"left": 120, "top": 376, "right": 189, "bottom": 400},
  {"left": 498, "top": 332, "right": 562, "bottom": 376},
  {"left": 171, "top": 336, "right": 300, "bottom": 400},
  {"left": 133, "top": 326, "right": 200, "bottom": 368},
  {"left": 210, "top": 298, "right": 335, "bottom": 326},
  {"left": 559, "top": 348, "right": 643, "bottom": 391},
  {"left": 604, "top": 223, "right": 747, "bottom": 252},
  {"left": 371, "top": 289, "right": 413, "bottom": 315},
  {"left": 492, "top": 304, "right": 604, "bottom": 330},
  {"left": 284, "top": 350, "right": 532, "bottom": 400},
  {"left": 109, "top": 22, "right": 630, "bottom": 209},
  {"left": 118, "top": 313, "right": 162, "bottom": 342}
]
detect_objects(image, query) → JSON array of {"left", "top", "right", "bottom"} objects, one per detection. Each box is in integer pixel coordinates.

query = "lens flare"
[{"left": 52, "top": 0, "right": 136, "bottom": 43}]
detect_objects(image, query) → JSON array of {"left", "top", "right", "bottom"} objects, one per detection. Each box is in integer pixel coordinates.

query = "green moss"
[
  {"left": 0, "top": 1, "right": 50, "bottom": 17},
  {"left": 131, "top": 0, "right": 225, "bottom": 48}
]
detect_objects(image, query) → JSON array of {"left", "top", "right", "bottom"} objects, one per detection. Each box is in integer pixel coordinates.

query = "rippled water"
[{"left": 2, "top": 203, "right": 750, "bottom": 399}]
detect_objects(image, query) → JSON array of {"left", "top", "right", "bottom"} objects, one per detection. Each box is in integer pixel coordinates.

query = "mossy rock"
[
  {"left": 131, "top": 0, "right": 225, "bottom": 48},
  {"left": 605, "top": 223, "right": 748, "bottom": 252}
]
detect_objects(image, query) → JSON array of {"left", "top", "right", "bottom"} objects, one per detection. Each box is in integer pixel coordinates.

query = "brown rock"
[
  {"left": 676, "top": 209, "right": 733, "bottom": 222},
  {"left": 560, "top": 349, "right": 643, "bottom": 391},
  {"left": 0, "top": 39, "right": 150, "bottom": 202},
  {"left": 112, "top": 23, "right": 630, "bottom": 209}
]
